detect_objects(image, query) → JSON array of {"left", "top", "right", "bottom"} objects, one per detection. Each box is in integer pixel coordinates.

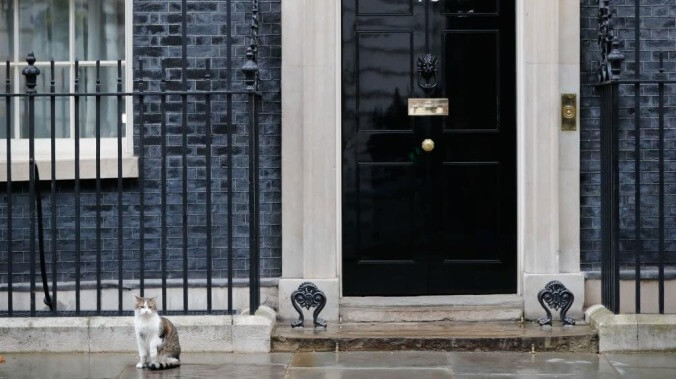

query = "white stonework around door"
[{"left": 279, "top": 0, "right": 583, "bottom": 322}]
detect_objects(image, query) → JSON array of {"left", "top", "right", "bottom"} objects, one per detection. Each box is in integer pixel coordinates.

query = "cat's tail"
[{"left": 148, "top": 358, "right": 180, "bottom": 370}]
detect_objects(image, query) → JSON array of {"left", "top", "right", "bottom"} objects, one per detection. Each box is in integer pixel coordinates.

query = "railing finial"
[
  {"left": 22, "top": 52, "right": 41, "bottom": 94},
  {"left": 597, "top": 0, "right": 624, "bottom": 82},
  {"left": 242, "top": 0, "right": 260, "bottom": 92}
]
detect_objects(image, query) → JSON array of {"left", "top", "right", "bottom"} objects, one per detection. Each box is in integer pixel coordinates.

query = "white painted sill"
[{"left": 0, "top": 156, "right": 139, "bottom": 182}]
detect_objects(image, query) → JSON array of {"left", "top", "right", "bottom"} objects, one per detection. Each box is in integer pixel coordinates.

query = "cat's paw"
[{"left": 136, "top": 362, "right": 146, "bottom": 369}]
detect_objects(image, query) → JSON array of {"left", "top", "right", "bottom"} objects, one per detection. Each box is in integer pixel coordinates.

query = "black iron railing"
[
  {"left": 1, "top": 1, "right": 263, "bottom": 317},
  {"left": 597, "top": 0, "right": 673, "bottom": 314}
]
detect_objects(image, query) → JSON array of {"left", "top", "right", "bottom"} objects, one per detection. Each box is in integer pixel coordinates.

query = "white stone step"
[{"left": 340, "top": 295, "right": 524, "bottom": 323}]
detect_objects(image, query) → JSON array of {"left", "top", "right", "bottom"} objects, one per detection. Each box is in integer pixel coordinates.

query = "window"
[{"left": 0, "top": 0, "right": 135, "bottom": 180}]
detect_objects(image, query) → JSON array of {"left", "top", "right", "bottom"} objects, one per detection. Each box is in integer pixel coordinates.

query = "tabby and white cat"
[{"left": 134, "top": 296, "right": 181, "bottom": 370}]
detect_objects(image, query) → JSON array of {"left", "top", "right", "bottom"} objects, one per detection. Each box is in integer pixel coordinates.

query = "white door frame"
[{"left": 278, "top": 0, "right": 584, "bottom": 322}]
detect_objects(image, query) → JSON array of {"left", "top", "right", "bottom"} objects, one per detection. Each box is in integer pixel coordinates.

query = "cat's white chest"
[{"left": 135, "top": 315, "right": 160, "bottom": 342}]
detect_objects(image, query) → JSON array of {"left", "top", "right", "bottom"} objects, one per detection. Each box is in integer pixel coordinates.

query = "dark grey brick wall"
[
  {"left": 0, "top": 0, "right": 281, "bottom": 284},
  {"left": 580, "top": 0, "right": 675, "bottom": 271}
]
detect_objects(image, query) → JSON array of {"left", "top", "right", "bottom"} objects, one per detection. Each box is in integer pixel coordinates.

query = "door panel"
[
  {"left": 342, "top": 0, "right": 516, "bottom": 296},
  {"left": 357, "top": 32, "right": 414, "bottom": 131},
  {"left": 358, "top": 0, "right": 414, "bottom": 15},
  {"left": 357, "top": 164, "right": 421, "bottom": 261},
  {"left": 442, "top": 0, "right": 498, "bottom": 15},
  {"left": 443, "top": 31, "right": 499, "bottom": 131},
  {"left": 439, "top": 163, "right": 500, "bottom": 261}
]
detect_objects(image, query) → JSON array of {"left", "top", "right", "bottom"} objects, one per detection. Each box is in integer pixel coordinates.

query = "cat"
[{"left": 133, "top": 295, "right": 181, "bottom": 370}]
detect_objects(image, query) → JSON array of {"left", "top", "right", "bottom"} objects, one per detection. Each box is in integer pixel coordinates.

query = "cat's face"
[{"left": 134, "top": 295, "right": 157, "bottom": 316}]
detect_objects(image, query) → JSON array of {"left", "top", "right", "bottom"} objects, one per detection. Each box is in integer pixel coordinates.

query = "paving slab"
[
  {"left": 0, "top": 353, "right": 136, "bottom": 379},
  {"left": 607, "top": 367, "right": 676, "bottom": 378},
  {"left": 286, "top": 368, "right": 453, "bottom": 379},
  {"left": 290, "top": 351, "right": 451, "bottom": 368},
  {"left": 605, "top": 352, "right": 676, "bottom": 369},
  {"left": 448, "top": 352, "right": 618, "bottom": 377},
  {"left": 3, "top": 351, "right": 676, "bottom": 378},
  {"left": 119, "top": 364, "right": 288, "bottom": 379}
]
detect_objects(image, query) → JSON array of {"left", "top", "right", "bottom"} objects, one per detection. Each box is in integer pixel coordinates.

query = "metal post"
[
  {"left": 138, "top": 60, "right": 145, "bottom": 297},
  {"left": 50, "top": 60, "right": 57, "bottom": 314},
  {"left": 74, "top": 60, "right": 81, "bottom": 315},
  {"left": 243, "top": 0, "right": 261, "bottom": 314},
  {"left": 22, "top": 53, "right": 40, "bottom": 316},
  {"left": 633, "top": 0, "right": 642, "bottom": 314},
  {"left": 160, "top": 69, "right": 168, "bottom": 312},
  {"left": 205, "top": 59, "right": 213, "bottom": 313},
  {"left": 597, "top": 0, "right": 623, "bottom": 314},
  {"left": 181, "top": 0, "right": 189, "bottom": 312},
  {"left": 657, "top": 51, "right": 665, "bottom": 314},
  {"left": 6, "top": 60, "right": 13, "bottom": 316},
  {"left": 95, "top": 60, "right": 102, "bottom": 313},
  {"left": 117, "top": 60, "right": 124, "bottom": 314},
  {"left": 226, "top": 0, "right": 234, "bottom": 317}
]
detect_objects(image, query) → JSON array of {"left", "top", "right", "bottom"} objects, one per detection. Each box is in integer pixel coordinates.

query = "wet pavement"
[{"left": 0, "top": 351, "right": 675, "bottom": 378}]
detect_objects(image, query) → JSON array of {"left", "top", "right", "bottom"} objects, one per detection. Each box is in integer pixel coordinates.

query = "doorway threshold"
[
  {"left": 272, "top": 321, "right": 597, "bottom": 353},
  {"left": 340, "top": 295, "right": 523, "bottom": 323}
]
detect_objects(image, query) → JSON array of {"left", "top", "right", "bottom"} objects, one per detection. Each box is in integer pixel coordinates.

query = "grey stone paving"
[{"left": 0, "top": 351, "right": 675, "bottom": 378}]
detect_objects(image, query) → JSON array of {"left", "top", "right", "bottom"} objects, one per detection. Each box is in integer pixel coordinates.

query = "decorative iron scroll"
[
  {"left": 242, "top": 0, "right": 260, "bottom": 92},
  {"left": 597, "top": 0, "right": 624, "bottom": 82},
  {"left": 417, "top": 53, "right": 439, "bottom": 93},
  {"left": 538, "top": 280, "right": 575, "bottom": 326},
  {"left": 290, "top": 282, "right": 328, "bottom": 328}
]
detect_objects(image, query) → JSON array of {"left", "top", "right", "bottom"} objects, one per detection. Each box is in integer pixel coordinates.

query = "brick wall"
[
  {"left": 0, "top": 0, "right": 282, "bottom": 284},
  {"left": 580, "top": 0, "right": 675, "bottom": 271}
]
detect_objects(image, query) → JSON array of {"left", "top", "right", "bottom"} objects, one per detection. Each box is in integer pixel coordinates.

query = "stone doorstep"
[
  {"left": 586, "top": 304, "right": 676, "bottom": 352},
  {"left": 0, "top": 306, "right": 276, "bottom": 354},
  {"left": 338, "top": 295, "right": 524, "bottom": 323},
  {"left": 271, "top": 322, "right": 599, "bottom": 353}
]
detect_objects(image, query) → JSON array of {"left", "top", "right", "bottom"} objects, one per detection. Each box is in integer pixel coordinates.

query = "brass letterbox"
[{"left": 408, "top": 98, "right": 449, "bottom": 116}]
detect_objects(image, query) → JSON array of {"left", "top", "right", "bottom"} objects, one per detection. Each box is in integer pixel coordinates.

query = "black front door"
[{"left": 342, "top": 0, "right": 516, "bottom": 296}]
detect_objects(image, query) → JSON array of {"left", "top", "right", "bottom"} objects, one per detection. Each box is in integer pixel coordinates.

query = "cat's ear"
[{"left": 134, "top": 294, "right": 142, "bottom": 302}]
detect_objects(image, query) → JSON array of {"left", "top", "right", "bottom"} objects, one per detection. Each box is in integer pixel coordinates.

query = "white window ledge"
[{"left": 0, "top": 156, "right": 139, "bottom": 182}]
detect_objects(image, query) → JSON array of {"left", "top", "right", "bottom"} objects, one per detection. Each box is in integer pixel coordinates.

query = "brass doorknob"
[{"left": 421, "top": 139, "right": 435, "bottom": 152}]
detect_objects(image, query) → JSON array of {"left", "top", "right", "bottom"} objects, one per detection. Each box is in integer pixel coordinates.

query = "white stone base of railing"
[
  {"left": 586, "top": 304, "right": 676, "bottom": 352},
  {"left": 0, "top": 306, "right": 276, "bottom": 353}
]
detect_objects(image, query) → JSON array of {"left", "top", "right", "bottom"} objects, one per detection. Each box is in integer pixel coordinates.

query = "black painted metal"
[
  {"left": 181, "top": 0, "right": 189, "bottom": 313},
  {"left": 226, "top": 0, "right": 234, "bottom": 318},
  {"left": 138, "top": 60, "right": 146, "bottom": 298},
  {"left": 599, "top": 81, "right": 621, "bottom": 315},
  {"left": 290, "top": 282, "right": 328, "bottom": 328},
  {"left": 417, "top": 53, "right": 439, "bottom": 93},
  {"left": 205, "top": 59, "right": 213, "bottom": 313},
  {"left": 117, "top": 60, "right": 124, "bottom": 313},
  {"left": 95, "top": 61, "right": 102, "bottom": 313},
  {"left": 598, "top": 0, "right": 622, "bottom": 315},
  {"left": 657, "top": 52, "right": 666, "bottom": 315},
  {"left": 20, "top": 56, "right": 53, "bottom": 312},
  {"left": 537, "top": 281, "right": 575, "bottom": 327},
  {"left": 341, "top": 0, "right": 517, "bottom": 296},
  {"left": 160, "top": 68, "right": 168, "bottom": 313},
  {"left": 50, "top": 61, "right": 57, "bottom": 314},
  {"left": 597, "top": 0, "right": 672, "bottom": 315},
  {"left": 2, "top": 0, "right": 262, "bottom": 318},
  {"left": 74, "top": 60, "right": 81, "bottom": 315},
  {"left": 23, "top": 53, "right": 39, "bottom": 316},
  {"left": 633, "top": 0, "right": 641, "bottom": 315},
  {"left": 244, "top": 0, "right": 262, "bottom": 315},
  {"left": 32, "top": 164, "right": 53, "bottom": 311},
  {"left": 19, "top": 55, "right": 52, "bottom": 314},
  {"left": 5, "top": 60, "right": 12, "bottom": 316}
]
